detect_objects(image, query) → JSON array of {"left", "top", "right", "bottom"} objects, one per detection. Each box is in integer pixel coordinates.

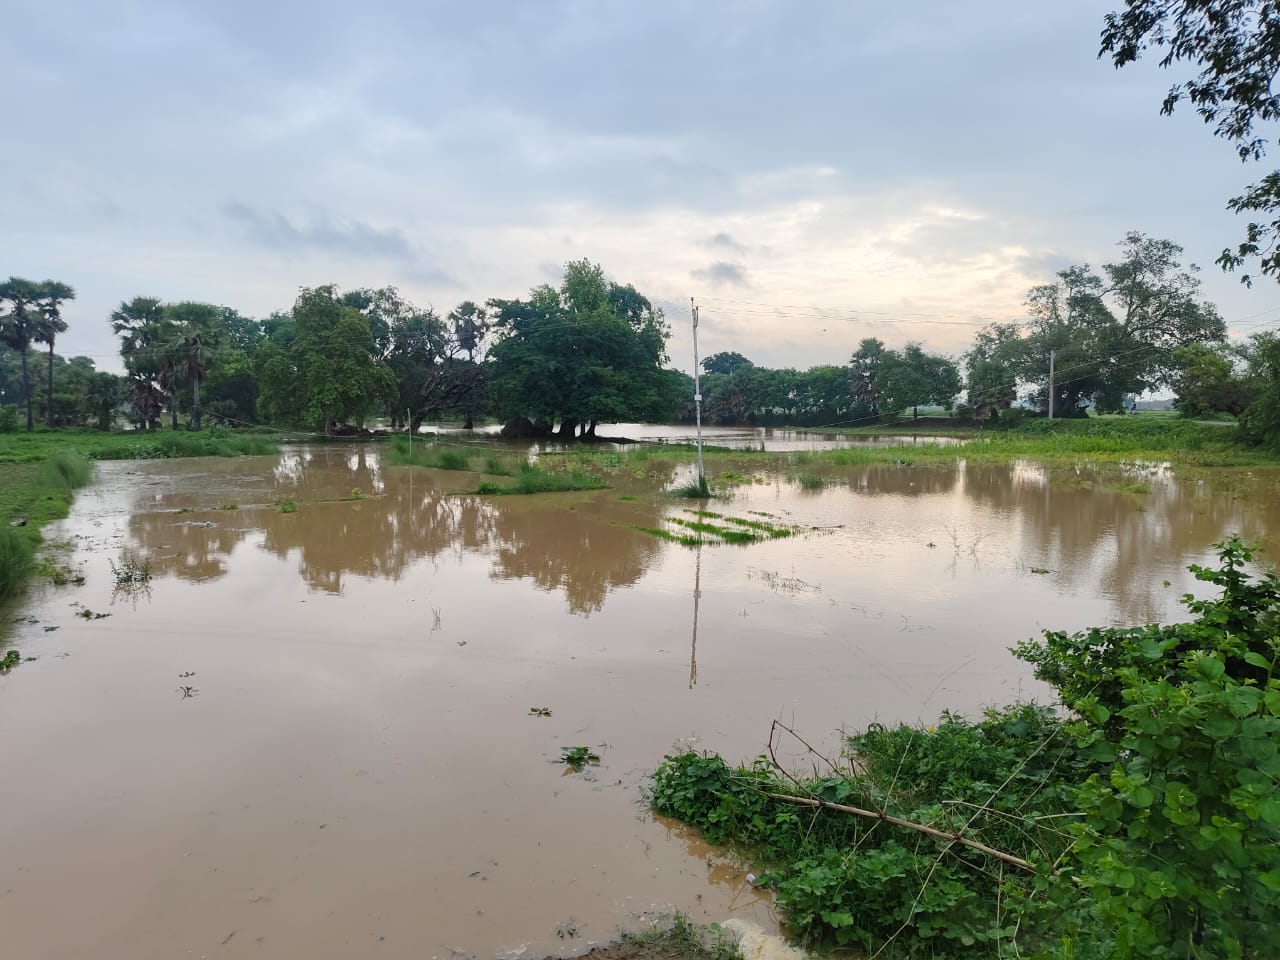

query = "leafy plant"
[
  {"left": 1015, "top": 537, "right": 1280, "bottom": 958},
  {"left": 109, "top": 554, "right": 151, "bottom": 586},
  {"left": 559, "top": 746, "right": 601, "bottom": 771},
  {"left": 1, "top": 649, "right": 20, "bottom": 670},
  {"left": 279, "top": 499, "right": 298, "bottom": 514}
]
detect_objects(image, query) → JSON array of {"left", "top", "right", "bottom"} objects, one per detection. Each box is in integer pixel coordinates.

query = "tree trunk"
[
  {"left": 913, "top": 405, "right": 919, "bottom": 419},
  {"left": 169, "top": 392, "right": 178, "bottom": 430},
  {"left": 463, "top": 412, "right": 474, "bottom": 430},
  {"left": 585, "top": 420, "right": 597, "bottom": 438},
  {"left": 556, "top": 418, "right": 578, "bottom": 439},
  {"left": 192, "top": 376, "right": 202, "bottom": 432},
  {"left": 20, "top": 348, "right": 32, "bottom": 431},
  {"left": 46, "top": 340, "right": 56, "bottom": 428}
]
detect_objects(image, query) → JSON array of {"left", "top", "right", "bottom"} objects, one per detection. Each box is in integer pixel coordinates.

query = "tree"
[
  {"left": 1170, "top": 341, "right": 1257, "bottom": 417},
  {"left": 0, "top": 277, "right": 42, "bottom": 431},
  {"left": 165, "top": 302, "right": 222, "bottom": 431},
  {"left": 34, "top": 280, "right": 73, "bottom": 427},
  {"left": 258, "top": 285, "right": 395, "bottom": 432},
  {"left": 964, "top": 323, "right": 1022, "bottom": 421},
  {"left": 964, "top": 234, "right": 1225, "bottom": 415},
  {"left": 488, "top": 260, "right": 672, "bottom": 438},
  {"left": 448, "top": 300, "right": 490, "bottom": 428},
  {"left": 111, "top": 296, "right": 172, "bottom": 429},
  {"left": 876, "top": 343, "right": 962, "bottom": 419},
  {"left": 850, "top": 338, "right": 888, "bottom": 417},
  {"left": 1101, "top": 1, "right": 1280, "bottom": 283},
  {"left": 85, "top": 371, "right": 124, "bottom": 431},
  {"left": 702, "top": 351, "right": 754, "bottom": 376},
  {"left": 1237, "top": 331, "right": 1280, "bottom": 446}
]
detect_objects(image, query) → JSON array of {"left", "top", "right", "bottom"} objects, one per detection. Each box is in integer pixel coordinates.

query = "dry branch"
[{"left": 768, "top": 792, "right": 1036, "bottom": 873}]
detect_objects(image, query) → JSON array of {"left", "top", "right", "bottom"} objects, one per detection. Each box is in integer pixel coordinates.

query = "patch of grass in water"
[
  {"left": 633, "top": 525, "right": 716, "bottom": 547},
  {"left": 619, "top": 912, "right": 743, "bottom": 960},
  {"left": 794, "top": 473, "right": 825, "bottom": 490},
  {"left": 278, "top": 499, "right": 298, "bottom": 514},
  {"left": 484, "top": 455, "right": 514, "bottom": 476},
  {"left": 478, "top": 464, "right": 607, "bottom": 495},
  {"left": 671, "top": 475, "right": 712, "bottom": 499}
]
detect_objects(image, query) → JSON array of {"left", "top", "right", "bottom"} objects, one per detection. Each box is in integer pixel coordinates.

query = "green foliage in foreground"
[{"left": 653, "top": 540, "right": 1280, "bottom": 958}]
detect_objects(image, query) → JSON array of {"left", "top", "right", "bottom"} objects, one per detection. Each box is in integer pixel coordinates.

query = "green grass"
[
  {"left": 476, "top": 463, "right": 608, "bottom": 495},
  {"left": 0, "top": 451, "right": 94, "bottom": 605}
]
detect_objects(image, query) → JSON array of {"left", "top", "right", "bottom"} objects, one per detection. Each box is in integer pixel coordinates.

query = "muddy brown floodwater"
[{"left": 2, "top": 446, "right": 1278, "bottom": 959}]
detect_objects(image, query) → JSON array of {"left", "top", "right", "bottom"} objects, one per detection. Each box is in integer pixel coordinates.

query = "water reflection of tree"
[
  {"left": 956, "top": 462, "right": 1268, "bottom": 624},
  {"left": 844, "top": 463, "right": 960, "bottom": 497},
  {"left": 125, "top": 449, "right": 672, "bottom": 613},
  {"left": 487, "top": 496, "right": 665, "bottom": 615},
  {"left": 126, "top": 514, "right": 253, "bottom": 582}
]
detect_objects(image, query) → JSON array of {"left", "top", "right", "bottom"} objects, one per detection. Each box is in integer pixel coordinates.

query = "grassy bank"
[{"left": 0, "top": 451, "right": 94, "bottom": 603}]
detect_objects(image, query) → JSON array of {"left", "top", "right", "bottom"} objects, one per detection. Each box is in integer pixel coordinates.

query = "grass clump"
[
  {"left": 671, "top": 474, "right": 712, "bottom": 499},
  {"left": 0, "top": 528, "right": 34, "bottom": 601},
  {"left": 794, "top": 473, "right": 825, "bottom": 490},
  {"left": 278, "top": 499, "right": 298, "bottom": 514},
  {"left": 559, "top": 745, "right": 601, "bottom": 771},
  {"left": 1, "top": 649, "right": 20, "bottom": 670}
]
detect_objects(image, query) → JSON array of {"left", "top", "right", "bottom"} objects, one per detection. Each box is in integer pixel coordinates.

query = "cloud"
[
  {"left": 705, "top": 232, "right": 747, "bottom": 253},
  {"left": 692, "top": 261, "right": 750, "bottom": 287},
  {"left": 220, "top": 202, "right": 414, "bottom": 261}
]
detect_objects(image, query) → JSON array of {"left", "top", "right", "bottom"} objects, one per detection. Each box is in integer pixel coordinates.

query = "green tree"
[
  {"left": 34, "top": 280, "right": 74, "bottom": 427},
  {"left": 965, "top": 235, "right": 1224, "bottom": 415},
  {"left": 1237, "top": 331, "right": 1280, "bottom": 447},
  {"left": 111, "top": 296, "right": 174, "bottom": 429},
  {"left": 259, "top": 285, "right": 395, "bottom": 433},
  {"left": 1170, "top": 341, "right": 1256, "bottom": 418},
  {"left": 1102, "top": 1, "right": 1280, "bottom": 284},
  {"left": 850, "top": 338, "right": 888, "bottom": 417},
  {"left": 876, "top": 343, "right": 962, "bottom": 419},
  {"left": 448, "top": 300, "right": 491, "bottom": 428},
  {"left": 86, "top": 370, "right": 124, "bottom": 431},
  {"left": 0, "top": 277, "right": 42, "bottom": 431},
  {"left": 165, "top": 302, "right": 223, "bottom": 431},
  {"left": 701, "top": 351, "right": 754, "bottom": 376},
  {"left": 488, "top": 260, "right": 672, "bottom": 437}
]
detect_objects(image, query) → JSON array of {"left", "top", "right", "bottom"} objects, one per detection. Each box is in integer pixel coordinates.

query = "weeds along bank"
[
  {"left": 650, "top": 540, "right": 1280, "bottom": 958},
  {"left": 0, "top": 428, "right": 278, "bottom": 608}
]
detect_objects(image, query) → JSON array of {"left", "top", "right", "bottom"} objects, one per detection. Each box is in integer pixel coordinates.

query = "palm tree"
[
  {"left": 0, "top": 277, "right": 42, "bottom": 431},
  {"left": 35, "top": 280, "right": 74, "bottom": 427},
  {"left": 111, "top": 297, "right": 171, "bottom": 430},
  {"left": 173, "top": 327, "right": 214, "bottom": 430}
]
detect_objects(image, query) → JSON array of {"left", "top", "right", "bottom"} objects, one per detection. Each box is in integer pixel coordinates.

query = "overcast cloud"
[{"left": 4, "top": 0, "right": 1278, "bottom": 374}]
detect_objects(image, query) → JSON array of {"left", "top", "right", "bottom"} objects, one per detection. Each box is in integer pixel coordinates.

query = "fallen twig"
[{"left": 768, "top": 792, "right": 1035, "bottom": 872}]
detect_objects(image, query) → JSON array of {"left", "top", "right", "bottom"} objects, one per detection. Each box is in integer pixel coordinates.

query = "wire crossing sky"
[{"left": 4, "top": 0, "right": 1278, "bottom": 373}]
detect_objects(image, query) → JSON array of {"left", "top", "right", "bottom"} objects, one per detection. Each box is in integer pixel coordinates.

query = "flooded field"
[{"left": 2, "top": 444, "right": 1278, "bottom": 959}]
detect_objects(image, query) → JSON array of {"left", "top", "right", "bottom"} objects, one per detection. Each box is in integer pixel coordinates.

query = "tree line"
[{"left": 0, "top": 236, "right": 1275, "bottom": 441}]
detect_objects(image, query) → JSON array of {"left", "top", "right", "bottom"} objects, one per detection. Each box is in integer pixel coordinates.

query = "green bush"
[{"left": 0, "top": 405, "right": 18, "bottom": 433}]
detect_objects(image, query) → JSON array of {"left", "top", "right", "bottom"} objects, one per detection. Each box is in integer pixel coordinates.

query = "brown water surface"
[{"left": 2, "top": 446, "right": 1277, "bottom": 958}]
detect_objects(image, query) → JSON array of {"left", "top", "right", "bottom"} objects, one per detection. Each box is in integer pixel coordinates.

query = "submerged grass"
[
  {"left": 0, "top": 451, "right": 94, "bottom": 605},
  {"left": 635, "top": 509, "right": 798, "bottom": 547}
]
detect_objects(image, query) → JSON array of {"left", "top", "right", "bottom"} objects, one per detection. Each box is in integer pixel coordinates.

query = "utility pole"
[
  {"left": 690, "top": 297, "right": 705, "bottom": 489},
  {"left": 1047, "top": 349, "right": 1055, "bottom": 421}
]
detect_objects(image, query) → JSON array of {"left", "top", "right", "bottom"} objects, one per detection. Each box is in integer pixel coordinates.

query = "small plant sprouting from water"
[
  {"left": 1, "top": 649, "right": 21, "bottom": 671},
  {"left": 110, "top": 555, "right": 152, "bottom": 586},
  {"left": 559, "top": 746, "right": 601, "bottom": 771},
  {"left": 279, "top": 499, "right": 298, "bottom": 514},
  {"left": 351, "top": 487, "right": 362, "bottom": 500},
  {"left": 795, "top": 473, "right": 825, "bottom": 490}
]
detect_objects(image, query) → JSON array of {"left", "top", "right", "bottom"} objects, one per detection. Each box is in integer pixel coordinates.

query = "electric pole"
[
  {"left": 1048, "top": 349, "right": 1055, "bottom": 421},
  {"left": 691, "top": 297, "right": 705, "bottom": 489}
]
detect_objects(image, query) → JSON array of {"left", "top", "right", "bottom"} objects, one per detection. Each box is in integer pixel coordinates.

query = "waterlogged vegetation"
[
  {"left": 650, "top": 540, "right": 1280, "bottom": 958},
  {"left": 636, "top": 510, "right": 799, "bottom": 548}
]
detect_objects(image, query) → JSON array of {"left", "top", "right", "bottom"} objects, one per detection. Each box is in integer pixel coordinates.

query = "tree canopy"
[{"left": 1102, "top": 1, "right": 1280, "bottom": 283}]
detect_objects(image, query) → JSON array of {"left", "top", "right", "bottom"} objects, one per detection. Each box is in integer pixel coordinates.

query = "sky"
[{"left": 5, "top": 0, "right": 1280, "bottom": 375}]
